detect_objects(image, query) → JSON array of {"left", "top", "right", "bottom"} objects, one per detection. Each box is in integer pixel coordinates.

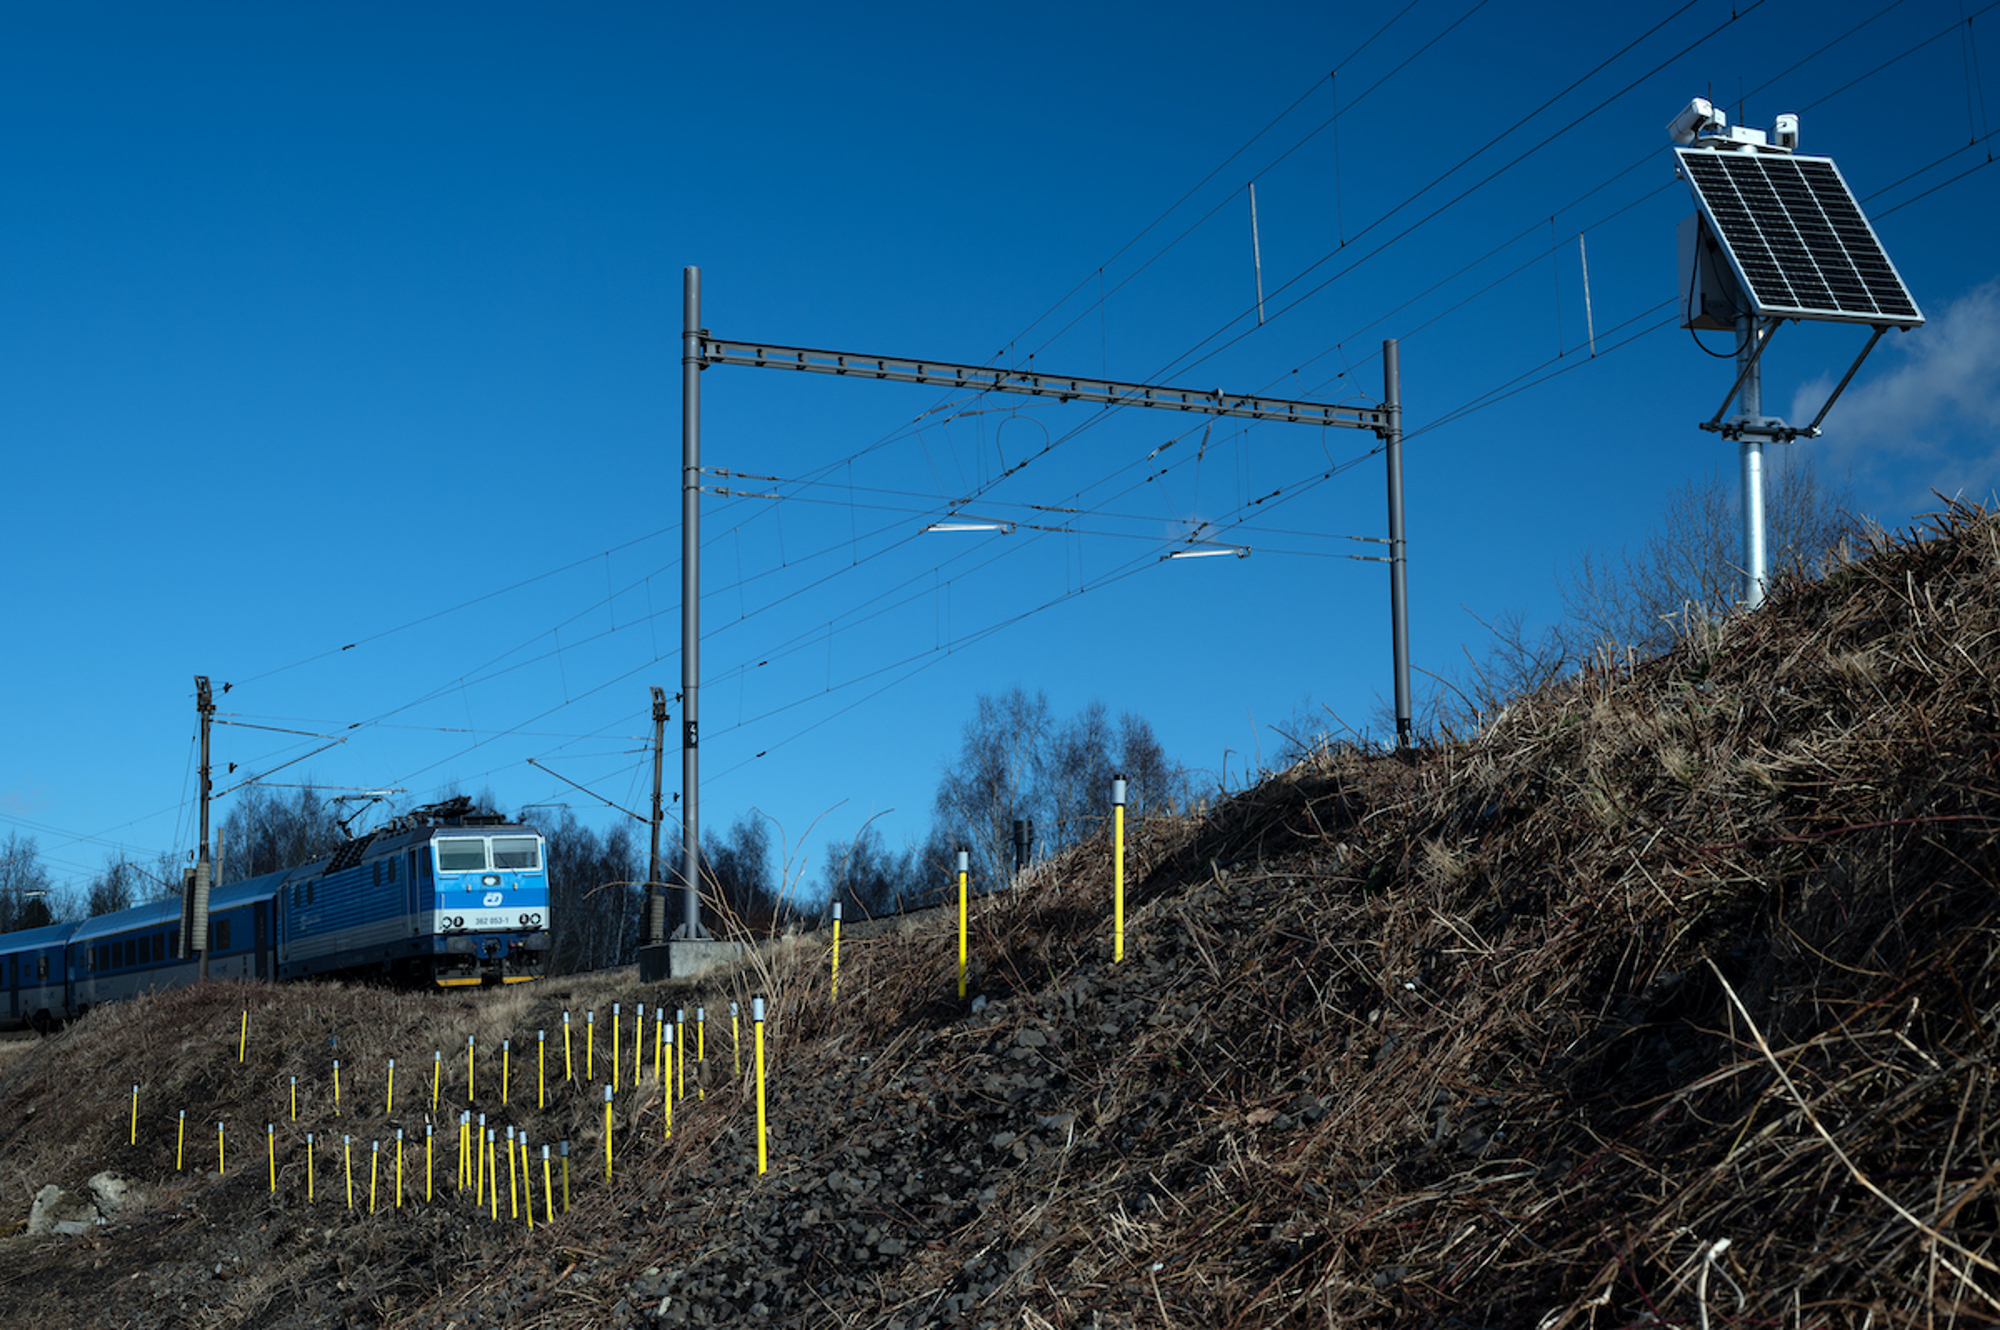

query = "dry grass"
[{"left": 4, "top": 502, "right": 2000, "bottom": 1328}]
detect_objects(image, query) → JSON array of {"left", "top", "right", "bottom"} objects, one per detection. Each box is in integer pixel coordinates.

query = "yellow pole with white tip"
[
  {"left": 753, "top": 995, "right": 768, "bottom": 1176},
  {"left": 1113, "top": 776, "right": 1127, "bottom": 963},
  {"left": 957, "top": 848, "right": 970, "bottom": 998}
]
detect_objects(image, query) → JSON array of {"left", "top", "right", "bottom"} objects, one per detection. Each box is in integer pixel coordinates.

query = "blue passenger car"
[
  {"left": 65, "top": 880, "right": 278, "bottom": 1016},
  {"left": 1, "top": 922, "right": 75, "bottom": 1033}
]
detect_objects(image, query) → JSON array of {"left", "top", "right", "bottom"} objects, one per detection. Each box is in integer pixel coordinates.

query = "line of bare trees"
[{"left": 692, "top": 692, "right": 1189, "bottom": 928}]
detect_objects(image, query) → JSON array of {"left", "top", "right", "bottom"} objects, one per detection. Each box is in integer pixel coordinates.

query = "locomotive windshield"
[
  {"left": 434, "top": 834, "right": 544, "bottom": 873},
  {"left": 492, "top": 836, "right": 540, "bottom": 869},
  {"left": 436, "top": 838, "right": 487, "bottom": 872}
]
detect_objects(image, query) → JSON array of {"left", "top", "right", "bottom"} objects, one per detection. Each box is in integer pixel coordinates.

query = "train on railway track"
[{"left": 0, "top": 799, "right": 549, "bottom": 1033}]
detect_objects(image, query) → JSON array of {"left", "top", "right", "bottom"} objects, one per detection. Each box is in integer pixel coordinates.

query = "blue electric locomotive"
[{"left": 272, "top": 812, "right": 550, "bottom": 987}]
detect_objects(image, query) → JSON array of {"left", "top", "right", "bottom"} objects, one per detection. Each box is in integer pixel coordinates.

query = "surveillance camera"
[
  {"left": 1669, "top": 97, "right": 1724, "bottom": 146},
  {"left": 1773, "top": 113, "right": 1799, "bottom": 151}
]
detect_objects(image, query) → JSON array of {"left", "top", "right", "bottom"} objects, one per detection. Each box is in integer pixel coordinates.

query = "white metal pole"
[{"left": 1736, "top": 314, "right": 1768, "bottom": 610}]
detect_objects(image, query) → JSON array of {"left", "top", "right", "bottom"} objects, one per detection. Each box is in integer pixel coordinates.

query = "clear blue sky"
[{"left": 5, "top": 0, "right": 1996, "bottom": 903}]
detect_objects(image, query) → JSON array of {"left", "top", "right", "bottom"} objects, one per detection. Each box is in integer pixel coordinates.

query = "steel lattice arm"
[{"left": 698, "top": 337, "right": 1388, "bottom": 433}]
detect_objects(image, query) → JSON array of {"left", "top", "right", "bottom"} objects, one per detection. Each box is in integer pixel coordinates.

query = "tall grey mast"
[{"left": 679, "top": 268, "right": 707, "bottom": 942}]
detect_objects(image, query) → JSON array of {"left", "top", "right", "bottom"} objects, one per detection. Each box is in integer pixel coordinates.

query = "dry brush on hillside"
[{"left": 2, "top": 502, "right": 1998, "bottom": 1328}]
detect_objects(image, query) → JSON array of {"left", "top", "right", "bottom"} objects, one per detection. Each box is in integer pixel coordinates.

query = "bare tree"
[
  {"left": 0, "top": 832, "right": 56, "bottom": 932},
  {"left": 1425, "top": 454, "right": 1860, "bottom": 736},
  {"left": 218, "top": 783, "right": 348, "bottom": 882},
  {"left": 86, "top": 855, "right": 139, "bottom": 917},
  {"left": 1560, "top": 456, "right": 1859, "bottom": 657},
  {"left": 1117, "top": 712, "right": 1184, "bottom": 818},
  {"left": 931, "top": 691, "right": 1185, "bottom": 883},
  {"left": 818, "top": 823, "right": 921, "bottom": 919},
  {"left": 704, "top": 812, "right": 778, "bottom": 921},
  {"left": 1046, "top": 701, "right": 1116, "bottom": 852},
  {"left": 932, "top": 686, "right": 1053, "bottom": 886},
  {"left": 540, "top": 809, "right": 641, "bottom": 974}
]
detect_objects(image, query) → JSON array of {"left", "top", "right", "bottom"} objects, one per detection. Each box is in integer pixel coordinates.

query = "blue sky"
[{"left": 5, "top": 0, "right": 1996, "bottom": 903}]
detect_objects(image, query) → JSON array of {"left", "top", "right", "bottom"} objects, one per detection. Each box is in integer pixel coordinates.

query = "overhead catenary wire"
[{"left": 81, "top": 0, "right": 1987, "bottom": 872}]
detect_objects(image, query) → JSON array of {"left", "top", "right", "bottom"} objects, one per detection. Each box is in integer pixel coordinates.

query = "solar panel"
[{"left": 1675, "top": 147, "right": 1923, "bottom": 328}]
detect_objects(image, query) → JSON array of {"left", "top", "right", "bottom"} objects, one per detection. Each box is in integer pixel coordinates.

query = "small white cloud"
[{"left": 1792, "top": 278, "right": 2000, "bottom": 504}]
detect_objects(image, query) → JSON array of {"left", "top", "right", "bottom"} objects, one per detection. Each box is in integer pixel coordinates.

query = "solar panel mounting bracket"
[{"left": 1699, "top": 319, "right": 1892, "bottom": 443}]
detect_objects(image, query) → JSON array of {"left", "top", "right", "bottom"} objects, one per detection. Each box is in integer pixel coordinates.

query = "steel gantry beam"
[
  {"left": 697, "top": 338, "right": 1390, "bottom": 433},
  {"left": 670, "top": 267, "right": 1413, "bottom": 951}
]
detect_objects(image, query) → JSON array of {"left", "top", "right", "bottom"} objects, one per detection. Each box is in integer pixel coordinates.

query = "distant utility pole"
[
  {"left": 646, "top": 685, "right": 668, "bottom": 949},
  {"left": 188, "top": 675, "right": 215, "bottom": 979}
]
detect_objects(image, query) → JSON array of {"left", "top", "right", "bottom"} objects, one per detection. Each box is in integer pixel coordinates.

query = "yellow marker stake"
[
  {"left": 467, "top": 1036, "right": 476, "bottom": 1104},
  {"left": 457, "top": 1114, "right": 467, "bottom": 1192},
  {"left": 506, "top": 1126, "right": 519, "bottom": 1220},
  {"left": 431, "top": 1050, "right": 441, "bottom": 1112},
  {"left": 830, "top": 903, "right": 842, "bottom": 1001},
  {"left": 290, "top": 1075, "right": 298, "bottom": 1121},
  {"left": 560, "top": 1140, "right": 571, "bottom": 1213},
  {"left": 385, "top": 1058, "right": 395, "bottom": 1116},
  {"left": 130, "top": 1084, "right": 139, "bottom": 1145},
  {"left": 731, "top": 1003, "right": 741, "bottom": 1079},
  {"left": 369, "top": 1140, "right": 379, "bottom": 1213},
  {"left": 425, "top": 1125, "right": 434, "bottom": 1202},
  {"left": 653, "top": 1014, "right": 664, "bottom": 1083},
  {"left": 501, "top": 1040, "right": 511, "bottom": 1106},
  {"left": 662, "top": 1027, "right": 674, "bottom": 1139},
  {"left": 633, "top": 1004, "right": 645, "bottom": 1087},
  {"left": 1113, "top": 776, "right": 1126, "bottom": 963},
  {"left": 696, "top": 1007, "right": 706, "bottom": 1100},
  {"left": 267, "top": 1124, "right": 276, "bottom": 1193},
  {"left": 519, "top": 1133, "right": 533, "bottom": 1230},
  {"left": 487, "top": 1132, "right": 498, "bottom": 1220},
  {"left": 957, "top": 849, "right": 969, "bottom": 998},
  {"left": 176, "top": 1110, "right": 186, "bottom": 1171},
  {"left": 753, "top": 996, "right": 768, "bottom": 1175},
  {"left": 603, "top": 1085, "right": 614, "bottom": 1179},
  {"left": 563, "top": 1011, "right": 574, "bottom": 1082},
  {"left": 475, "top": 1113, "right": 487, "bottom": 1204},
  {"left": 586, "top": 1011, "right": 595, "bottom": 1082},
  {"left": 238, "top": 1009, "right": 247, "bottom": 1063},
  {"left": 611, "top": 1003, "right": 621, "bottom": 1093},
  {"left": 675, "top": 1008, "right": 685, "bottom": 1102},
  {"left": 217, "top": 1121, "right": 226, "bottom": 1175},
  {"left": 306, "top": 1132, "right": 315, "bottom": 1202},
  {"left": 395, "top": 1129, "right": 405, "bottom": 1208},
  {"left": 332, "top": 1059, "right": 341, "bottom": 1116},
  {"left": 537, "top": 1029, "right": 547, "bottom": 1108},
  {"left": 343, "top": 1135, "right": 354, "bottom": 1211},
  {"left": 542, "top": 1146, "right": 554, "bottom": 1225}
]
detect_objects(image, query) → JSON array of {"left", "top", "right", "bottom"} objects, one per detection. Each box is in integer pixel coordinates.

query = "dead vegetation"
[{"left": 3, "top": 501, "right": 1999, "bottom": 1327}]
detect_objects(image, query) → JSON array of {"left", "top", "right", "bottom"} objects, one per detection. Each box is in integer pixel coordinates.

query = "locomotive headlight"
[{"left": 482, "top": 874, "right": 500, "bottom": 887}]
